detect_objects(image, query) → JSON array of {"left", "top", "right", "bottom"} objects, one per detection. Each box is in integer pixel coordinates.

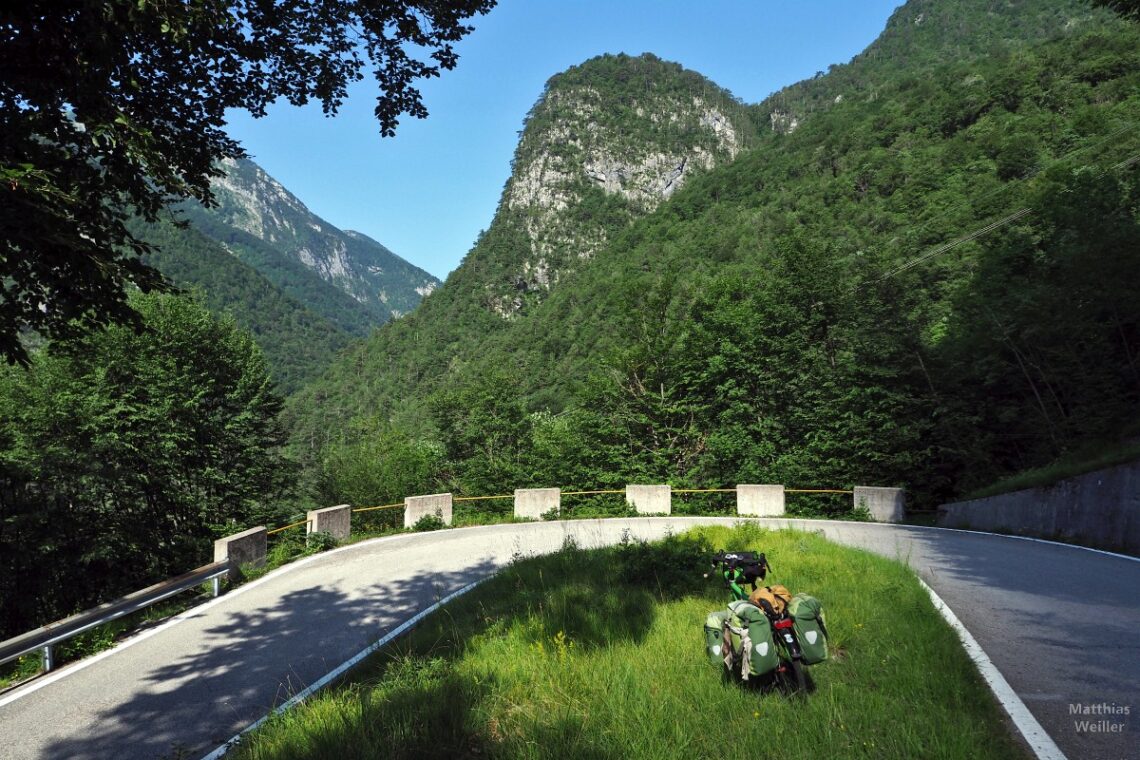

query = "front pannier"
[
  {"left": 788, "top": 593, "right": 828, "bottom": 664},
  {"left": 704, "top": 609, "right": 729, "bottom": 667}
]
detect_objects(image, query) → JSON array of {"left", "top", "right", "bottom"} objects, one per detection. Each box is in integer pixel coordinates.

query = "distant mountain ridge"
[
  {"left": 138, "top": 157, "right": 441, "bottom": 392},
  {"left": 135, "top": 217, "right": 354, "bottom": 395},
  {"left": 179, "top": 157, "right": 440, "bottom": 331}
]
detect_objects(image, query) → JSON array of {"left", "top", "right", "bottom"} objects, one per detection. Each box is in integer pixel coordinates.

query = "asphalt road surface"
[{"left": 0, "top": 518, "right": 1136, "bottom": 760}]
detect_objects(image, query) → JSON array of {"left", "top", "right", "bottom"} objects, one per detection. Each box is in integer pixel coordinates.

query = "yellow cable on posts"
[
  {"left": 453, "top": 494, "right": 513, "bottom": 503},
  {"left": 674, "top": 488, "right": 736, "bottom": 494},
  {"left": 561, "top": 489, "right": 624, "bottom": 497},
  {"left": 352, "top": 502, "right": 404, "bottom": 513},
  {"left": 267, "top": 519, "right": 309, "bottom": 536},
  {"left": 786, "top": 489, "right": 853, "bottom": 494}
]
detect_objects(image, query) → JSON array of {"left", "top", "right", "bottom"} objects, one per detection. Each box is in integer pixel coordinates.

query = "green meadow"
[{"left": 231, "top": 525, "right": 1026, "bottom": 760}]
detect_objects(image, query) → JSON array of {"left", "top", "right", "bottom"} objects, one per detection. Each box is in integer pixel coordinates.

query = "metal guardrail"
[{"left": 0, "top": 560, "right": 231, "bottom": 672}]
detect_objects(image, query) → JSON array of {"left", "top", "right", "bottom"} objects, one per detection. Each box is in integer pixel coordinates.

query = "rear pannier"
[
  {"left": 725, "top": 600, "right": 779, "bottom": 679},
  {"left": 788, "top": 593, "right": 828, "bottom": 665}
]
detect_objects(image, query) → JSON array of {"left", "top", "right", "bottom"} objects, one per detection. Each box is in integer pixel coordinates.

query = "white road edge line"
[
  {"left": 198, "top": 578, "right": 488, "bottom": 760},
  {"left": 0, "top": 529, "right": 430, "bottom": 709},
  {"left": 4, "top": 519, "right": 1135, "bottom": 711},
  {"left": 905, "top": 524, "right": 1140, "bottom": 563},
  {"left": 917, "top": 577, "right": 1068, "bottom": 760}
]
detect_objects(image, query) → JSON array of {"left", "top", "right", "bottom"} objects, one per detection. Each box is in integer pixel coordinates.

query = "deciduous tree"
[
  {"left": 0, "top": 292, "right": 294, "bottom": 636},
  {"left": 0, "top": 0, "right": 495, "bottom": 364}
]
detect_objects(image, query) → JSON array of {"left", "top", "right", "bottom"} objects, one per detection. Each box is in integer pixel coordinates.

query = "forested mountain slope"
[
  {"left": 133, "top": 158, "right": 445, "bottom": 392},
  {"left": 177, "top": 158, "right": 441, "bottom": 332},
  {"left": 292, "top": 0, "right": 1140, "bottom": 508},
  {"left": 133, "top": 219, "right": 354, "bottom": 394},
  {"left": 287, "top": 54, "right": 756, "bottom": 440},
  {"left": 759, "top": 0, "right": 1107, "bottom": 130}
]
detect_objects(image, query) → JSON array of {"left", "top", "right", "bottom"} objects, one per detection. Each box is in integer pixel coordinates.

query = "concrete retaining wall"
[
  {"left": 736, "top": 484, "right": 785, "bottom": 516},
  {"left": 214, "top": 526, "right": 267, "bottom": 579},
  {"left": 515, "top": 488, "right": 559, "bottom": 520},
  {"left": 855, "top": 486, "right": 905, "bottom": 523},
  {"left": 938, "top": 461, "right": 1140, "bottom": 554},
  {"left": 626, "top": 485, "right": 671, "bottom": 515},
  {"left": 405, "top": 493, "right": 453, "bottom": 528},
  {"left": 308, "top": 504, "right": 351, "bottom": 541}
]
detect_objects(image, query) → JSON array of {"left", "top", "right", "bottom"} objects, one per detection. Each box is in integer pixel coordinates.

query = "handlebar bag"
[
  {"left": 788, "top": 593, "right": 829, "bottom": 665},
  {"left": 715, "top": 552, "right": 768, "bottom": 585}
]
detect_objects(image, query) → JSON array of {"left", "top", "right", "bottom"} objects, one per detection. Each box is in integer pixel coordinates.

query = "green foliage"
[
  {"left": 0, "top": 292, "right": 295, "bottom": 638},
  {"left": 306, "top": 531, "right": 340, "bottom": 552},
  {"left": 296, "top": 1, "right": 1140, "bottom": 511},
  {"left": 315, "top": 419, "right": 443, "bottom": 507},
  {"left": 411, "top": 512, "right": 447, "bottom": 532},
  {"left": 430, "top": 367, "right": 536, "bottom": 495},
  {"left": 1093, "top": 0, "right": 1140, "bottom": 20},
  {"left": 0, "top": 0, "right": 494, "bottom": 364},
  {"left": 922, "top": 165, "right": 1140, "bottom": 493}
]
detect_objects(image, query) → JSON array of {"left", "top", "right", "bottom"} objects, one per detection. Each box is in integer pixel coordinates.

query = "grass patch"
[
  {"left": 966, "top": 440, "right": 1140, "bottom": 500},
  {"left": 229, "top": 525, "right": 1027, "bottom": 760}
]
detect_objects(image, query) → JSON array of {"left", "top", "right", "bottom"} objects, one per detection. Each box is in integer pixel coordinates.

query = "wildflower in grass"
[{"left": 552, "top": 630, "right": 574, "bottom": 662}]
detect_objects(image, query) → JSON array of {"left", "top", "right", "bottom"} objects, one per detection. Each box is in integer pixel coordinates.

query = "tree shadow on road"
[
  {"left": 894, "top": 527, "right": 1140, "bottom": 759},
  {"left": 35, "top": 527, "right": 713, "bottom": 760},
  {"left": 38, "top": 555, "right": 500, "bottom": 760}
]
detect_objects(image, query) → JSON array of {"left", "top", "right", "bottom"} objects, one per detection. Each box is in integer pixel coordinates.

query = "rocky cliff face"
[
  {"left": 472, "top": 53, "right": 755, "bottom": 317},
  {"left": 190, "top": 158, "right": 440, "bottom": 322}
]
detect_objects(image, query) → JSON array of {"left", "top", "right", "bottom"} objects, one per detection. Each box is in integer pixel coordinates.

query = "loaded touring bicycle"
[{"left": 703, "top": 551, "right": 829, "bottom": 693}]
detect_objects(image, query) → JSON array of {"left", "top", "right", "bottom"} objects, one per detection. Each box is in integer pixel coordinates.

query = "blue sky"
[{"left": 224, "top": 1, "right": 903, "bottom": 280}]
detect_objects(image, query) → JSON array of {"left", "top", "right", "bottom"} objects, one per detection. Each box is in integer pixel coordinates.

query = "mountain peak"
[{"left": 474, "top": 52, "right": 754, "bottom": 317}]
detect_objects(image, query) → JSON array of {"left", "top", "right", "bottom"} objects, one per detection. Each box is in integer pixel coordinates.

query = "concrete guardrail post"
[
  {"left": 405, "top": 493, "right": 453, "bottom": 528},
  {"left": 625, "top": 484, "right": 671, "bottom": 515},
  {"left": 307, "top": 504, "right": 351, "bottom": 541},
  {"left": 854, "top": 486, "right": 905, "bottom": 523},
  {"left": 514, "top": 488, "right": 560, "bottom": 520},
  {"left": 214, "top": 526, "right": 267, "bottom": 579},
  {"left": 736, "top": 484, "right": 785, "bottom": 516}
]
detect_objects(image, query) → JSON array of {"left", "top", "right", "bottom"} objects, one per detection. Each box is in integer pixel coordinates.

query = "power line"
[
  {"left": 871, "top": 207, "right": 1033, "bottom": 283},
  {"left": 864, "top": 136, "right": 1140, "bottom": 287}
]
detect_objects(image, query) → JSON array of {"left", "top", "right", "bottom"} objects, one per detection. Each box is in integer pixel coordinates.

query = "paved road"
[{"left": 0, "top": 518, "right": 1136, "bottom": 760}]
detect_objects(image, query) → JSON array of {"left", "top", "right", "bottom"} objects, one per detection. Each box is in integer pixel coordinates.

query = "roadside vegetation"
[
  {"left": 966, "top": 438, "right": 1140, "bottom": 500},
  {"left": 4, "top": 0, "right": 1138, "bottom": 684},
  {"left": 229, "top": 525, "right": 1027, "bottom": 760}
]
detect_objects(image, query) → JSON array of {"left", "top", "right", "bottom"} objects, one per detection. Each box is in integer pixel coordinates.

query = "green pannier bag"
[
  {"left": 726, "top": 600, "right": 780, "bottom": 679},
  {"left": 704, "top": 609, "right": 729, "bottom": 667},
  {"left": 788, "top": 593, "right": 828, "bottom": 665}
]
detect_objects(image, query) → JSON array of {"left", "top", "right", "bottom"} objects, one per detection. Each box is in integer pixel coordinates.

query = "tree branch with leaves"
[{"left": 0, "top": 0, "right": 495, "bottom": 364}]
